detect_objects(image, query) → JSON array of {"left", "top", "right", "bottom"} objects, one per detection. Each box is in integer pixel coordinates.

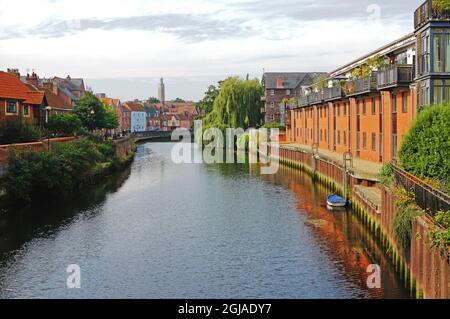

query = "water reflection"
[{"left": 0, "top": 143, "right": 409, "bottom": 299}]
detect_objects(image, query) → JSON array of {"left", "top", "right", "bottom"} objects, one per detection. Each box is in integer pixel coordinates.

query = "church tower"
[{"left": 158, "top": 77, "right": 165, "bottom": 105}]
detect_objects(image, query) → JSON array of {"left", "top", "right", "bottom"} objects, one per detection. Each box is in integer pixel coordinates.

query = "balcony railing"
[
  {"left": 308, "top": 91, "right": 324, "bottom": 105},
  {"left": 323, "top": 85, "right": 344, "bottom": 101},
  {"left": 377, "top": 65, "right": 414, "bottom": 90},
  {"left": 298, "top": 96, "right": 308, "bottom": 107},
  {"left": 345, "top": 73, "right": 378, "bottom": 97},
  {"left": 414, "top": 0, "right": 450, "bottom": 30}
]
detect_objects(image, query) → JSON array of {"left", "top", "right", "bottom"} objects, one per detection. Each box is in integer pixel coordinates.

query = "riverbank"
[
  {"left": 269, "top": 144, "right": 449, "bottom": 299},
  {"left": 0, "top": 136, "right": 136, "bottom": 208}
]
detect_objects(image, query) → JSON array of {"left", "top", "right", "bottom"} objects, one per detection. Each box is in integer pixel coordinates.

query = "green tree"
[
  {"left": 47, "top": 113, "right": 83, "bottom": 137},
  {"left": 173, "top": 98, "right": 186, "bottom": 103},
  {"left": 74, "top": 93, "right": 118, "bottom": 131},
  {"left": 398, "top": 103, "right": 450, "bottom": 192},
  {"left": 147, "top": 97, "right": 160, "bottom": 104},
  {"left": 203, "top": 77, "right": 263, "bottom": 130},
  {"left": 197, "top": 85, "right": 219, "bottom": 114}
]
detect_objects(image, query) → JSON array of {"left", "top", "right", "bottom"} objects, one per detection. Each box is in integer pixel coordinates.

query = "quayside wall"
[{"left": 269, "top": 145, "right": 449, "bottom": 299}]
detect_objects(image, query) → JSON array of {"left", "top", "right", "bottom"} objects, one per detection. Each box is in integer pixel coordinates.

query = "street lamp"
[{"left": 45, "top": 107, "right": 52, "bottom": 150}]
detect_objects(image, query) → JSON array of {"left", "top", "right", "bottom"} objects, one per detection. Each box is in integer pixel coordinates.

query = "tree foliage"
[
  {"left": 172, "top": 98, "right": 186, "bottom": 103},
  {"left": 147, "top": 97, "right": 160, "bottom": 104},
  {"left": 47, "top": 113, "right": 83, "bottom": 137},
  {"left": 0, "top": 119, "right": 42, "bottom": 144},
  {"left": 398, "top": 103, "right": 450, "bottom": 192},
  {"left": 6, "top": 137, "right": 118, "bottom": 202},
  {"left": 202, "top": 77, "right": 263, "bottom": 130},
  {"left": 197, "top": 85, "right": 219, "bottom": 114},
  {"left": 74, "top": 92, "right": 119, "bottom": 131}
]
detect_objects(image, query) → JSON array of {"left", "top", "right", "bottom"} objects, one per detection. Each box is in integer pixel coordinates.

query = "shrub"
[
  {"left": 393, "top": 188, "right": 422, "bottom": 250},
  {"left": 379, "top": 162, "right": 394, "bottom": 187},
  {"left": 429, "top": 210, "right": 450, "bottom": 253},
  {"left": 261, "top": 123, "right": 286, "bottom": 131},
  {"left": 6, "top": 137, "right": 118, "bottom": 203},
  {"left": 47, "top": 113, "right": 83, "bottom": 137},
  {"left": 398, "top": 103, "right": 450, "bottom": 193},
  {"left": 0, "top": 119, "right": 42, "bottom": 145}
]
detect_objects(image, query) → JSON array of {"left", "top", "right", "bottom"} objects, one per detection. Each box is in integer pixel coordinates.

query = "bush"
[
  {"left": 0, "top": 119, "right": 42, "bottom": 145},
  {"left": 398, "top": 103, "right": 450, "bottom": 193},
  {"left": 6, "top": 137, "right": 118, "bottom": 202},
  {"left": 47, "top": 113, "right": 83, "bottom": 137},
  {"left": 429, "top": 210, "right": 450, "bottom": 253},
  {"left": 379, "top": 162, "right": 394, "bottom": 187},
  {"left": 393, "top": 188, "right": 422, "bottom": 250}
]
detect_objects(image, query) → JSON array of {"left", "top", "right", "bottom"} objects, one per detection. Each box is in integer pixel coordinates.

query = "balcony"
[
  {"left": 308, "top": 91, "right": 324, "bottom": 105},
  {"left": 345, "top": 73, "right": 378, "bottom": 97},
  {"left": 377, "top": 65, "right": 414, "bottom": 90},
  {"left": 298, "top": 96, "right": 309, "bottom": 107},
  {"left": 323, "top": 85, "right": 344, "bottom": 101},
  {"left": 414, "top": 0, "right": 450, "bottom": 30}
]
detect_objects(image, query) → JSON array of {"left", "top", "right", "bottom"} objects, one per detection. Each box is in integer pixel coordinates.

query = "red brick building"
[
  {"left": 0, "top": 70, "right": 42, "bottom": 125},
  {"left": 262, "top": 72, "right": 326, "bottom": 124},
  {"left": 286, "top": 1, "right": 450, "bottom": 165}
]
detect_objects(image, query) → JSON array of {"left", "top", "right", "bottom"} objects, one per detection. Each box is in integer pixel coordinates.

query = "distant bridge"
[{"left": 132, "top": 131, "right": 173, "bottom": 142}]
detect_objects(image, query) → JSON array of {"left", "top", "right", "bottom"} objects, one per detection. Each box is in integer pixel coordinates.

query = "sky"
[{"left": 0, "top": 0, "right": 423, "bottom": 101}]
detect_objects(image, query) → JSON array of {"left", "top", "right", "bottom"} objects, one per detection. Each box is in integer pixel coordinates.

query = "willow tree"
[{"left": 203, "top": 77, "right": 263, "bottom": 130}]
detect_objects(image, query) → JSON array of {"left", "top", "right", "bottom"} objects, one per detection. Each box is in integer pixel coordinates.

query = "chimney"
[
  {"left": 26, "top": 72, "right": 39, "bottom": 87},
  {"left": 7, "top": 68, "right": 20, "bottom": 78},
  {"left": 44, "top": 80, "right": 58, "bottom": 95}
]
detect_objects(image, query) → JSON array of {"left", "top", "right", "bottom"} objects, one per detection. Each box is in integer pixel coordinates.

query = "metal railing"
[
  {"left": 308, "top": 91, "right": 324, "bottom": 105},
  {"left": 415, "top": 0, "right": 450, "bottom": 29},
  {"left": 323, "top": 85, "right": 344, "bottom": 101},
  {"left": 346, "top": 73, "right": 378, "bottom": 97},
  {"left": 377, "top": 65, "right": 414, "bottom": 89},
  {"left": 298, "top": 96, "right": 309, "bottom": 107},
  {"left": 392, "top": 164, "right": 450, "bottom": 216}
]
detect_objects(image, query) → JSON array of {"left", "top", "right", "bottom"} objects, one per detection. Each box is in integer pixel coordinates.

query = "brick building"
[
  {"left": 287, "top": 0, "right": 450, "bottom": 165},
  {"left": 262, "top": 72, "right": 326, "bottom": 124}
]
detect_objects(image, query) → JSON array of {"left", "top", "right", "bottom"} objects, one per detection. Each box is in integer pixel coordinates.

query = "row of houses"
[
  {"left": 0, "top": 69, "right": 85, "bottom": 127},
  {"left": 263, "top": 0, "right": 450, "bottom": 165},
  {"left": 98, "top": 95, "right": 202, "bottom": 134}
]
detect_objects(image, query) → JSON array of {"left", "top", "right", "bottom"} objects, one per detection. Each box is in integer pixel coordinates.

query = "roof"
[
  {"left": 0, "top": 71, "right": 32, "bottom": 101},
  {"left": 26, "top": 91, "right": 45, "bottom": 105},
  {"left": 43, "top": 88, "right": 72, "bottom": 109},
  {"left": 262, "top": 72, "right": 327, "bottom": 89},
  {"left": 329, "top": 32, "right": 416, "bottom": 78},
  {"left": 123, "top": 101, "right": 145, "bottom": 112}
]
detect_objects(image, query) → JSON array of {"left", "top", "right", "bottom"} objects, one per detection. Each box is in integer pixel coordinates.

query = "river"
[{"left": 0, "top": 142, "right": 410, "bottom": 299}]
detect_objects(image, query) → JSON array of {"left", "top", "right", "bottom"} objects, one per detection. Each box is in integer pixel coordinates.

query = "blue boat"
[{"left": 327, "top": 194, "right": 348, "bottom": 208}]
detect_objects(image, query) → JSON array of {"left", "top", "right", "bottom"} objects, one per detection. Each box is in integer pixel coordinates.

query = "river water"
[{"left": 0, "top": 142, "right": 410, "bottom": 299}]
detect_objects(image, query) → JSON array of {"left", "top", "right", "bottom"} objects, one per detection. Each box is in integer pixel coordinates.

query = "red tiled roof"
[
  {"left": 123, "top": 101, "right": 144, "bottom": 112},
  {"left": 0, "top": 71, "right": 32, "bottom": 101},
  {"left": 26, "top": 91, "right": 45, "bottom": 105},
  {"left": 43, "top": 88, "right": 72, "bottom": 109}
]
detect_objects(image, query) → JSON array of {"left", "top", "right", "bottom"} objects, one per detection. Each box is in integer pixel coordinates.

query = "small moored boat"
[{"left": 327, "top": 194, "right": 348, "bottom": 208}]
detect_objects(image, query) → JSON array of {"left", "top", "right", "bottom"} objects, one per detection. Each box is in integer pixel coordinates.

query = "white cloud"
[{"left": 0, "top": 0, "right": 421, "bottom": 101}]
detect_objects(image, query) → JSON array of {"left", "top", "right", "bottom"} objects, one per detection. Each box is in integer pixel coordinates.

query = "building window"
[
  {"left": 271, "top": 102, "right": 275, "bottom": 109},
  {"left": 270, "top": 90, "right": 275, "bottom": 96},
  {"left": 363, "top": 132, "right": 367, "bottom": 149},
  {"left": 6, "top": 101, "right": 17, "bottom": 114},
  {"left": 286, "top": 90, "right": 291, "bottom": 95},
  {"left": 402, "top": 92, "right": 408, "bottom": 113},
  {"left": 372, "top": 133, "right": 376, "bottom": 151},
  {"left": 372, "top": 97, "right": 376, "bottom": 114},
  {"left": 23, "top": 105, "right": 30, "bottom": 117},
  {"left": 434, "top": 33, "right": 444, "bottom": 72},
  {"left": 392, "top": 94, "right": 397, "bottom": 113}
]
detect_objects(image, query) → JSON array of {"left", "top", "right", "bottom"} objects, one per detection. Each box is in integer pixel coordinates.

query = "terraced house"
[{"left": 286, "top": 0, "right": 450, "bottom": 165}]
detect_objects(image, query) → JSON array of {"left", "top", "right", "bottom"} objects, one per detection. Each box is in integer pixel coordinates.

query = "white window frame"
[
  {"left": 23, "top": 104, "right": 30, "bottom": 117},
  {"left": 5, "top": 100, "right": 18, "bottom": 115},
  {"left": 270, "top": 90, "right": 275, "bottom": 96}
]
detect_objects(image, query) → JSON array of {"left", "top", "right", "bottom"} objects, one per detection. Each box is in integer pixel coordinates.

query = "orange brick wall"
[{"left": 288, "top": 87, "right": 417, "bottom": 165}]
